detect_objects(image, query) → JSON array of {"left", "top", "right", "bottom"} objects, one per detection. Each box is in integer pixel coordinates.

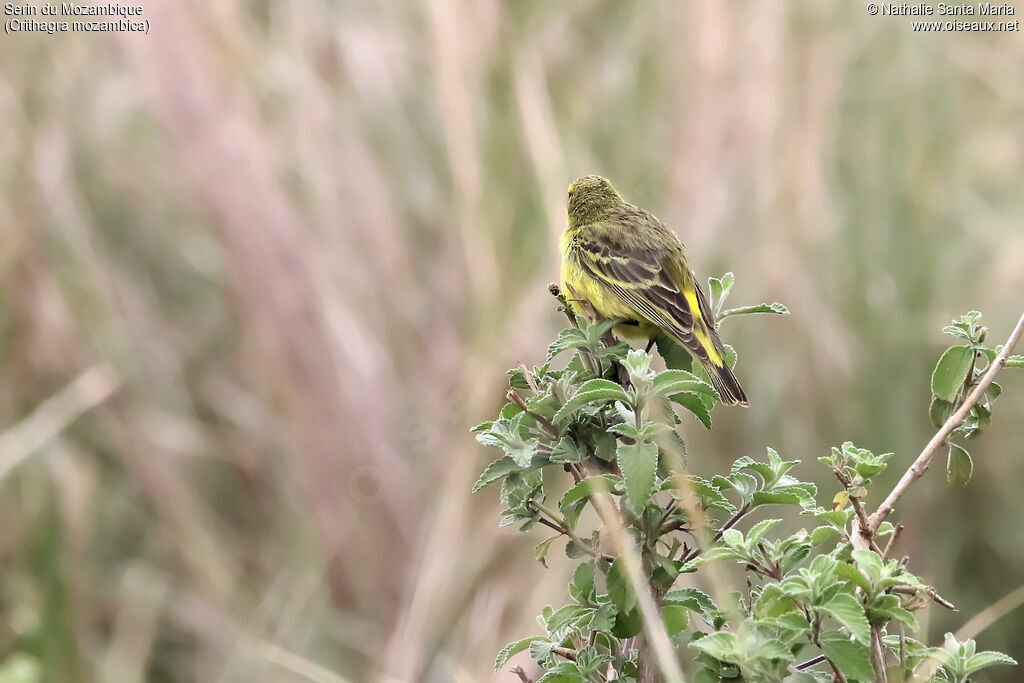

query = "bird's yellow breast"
[{"left": 560, "top": 231, "right": 647, "bottom": 329}]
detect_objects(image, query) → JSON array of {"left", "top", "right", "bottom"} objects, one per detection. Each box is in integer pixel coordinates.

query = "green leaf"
[
  {"left": 537, "top": 662, "right": 584, "bottom": 683},
  {"left": 721, "top": 528, "right": 745, "bottom": 551},
  {"left": 1006, "top": 354, "right": 1024, "bottom": 368},
  {"left": 559, "top": 475, "right": 620, "bottom": 512},
  {"left": 547, "top": 604, "right": 594, "bottom": 632},
  {"left": 833, "top": 562, "right": 872, "bottom": 594},
  {"left": 549, "top": 437, "right": 582, "bottom": 464},
  {"left": 690, "top": 631, "right": 738, "bottom": 663},
  {"left": 753, "top": 489, "right": 812, "bottom": 509},
  {"left": 719, "top": 302, "right": 790, "bottom": 321},
  {"left": 732, "top": 456, "right": 776, "bottom": 486},
  {"left": 819, "top": 632, "right": 875, "bottom": 681},
  {"left": 494, "top": 636, "right": 545, "bottom": 670},
  {"left": 607, "top": 558, "right": 638, "bottom": 613},
  {"left": 617, "top": 442, "right": 659, "bottom": 514},
  {"left": 664, "top": 588, "right": 719, "bottom": 624},
  {"left": 653, "top": 370, "right": 716, "bottom": 397},
  {"left": 815, "top": 507, "right": 853, "bottom": 528},
  {"left": 569, "top": 562, "right": 596, "bottom": 605},
  {"left": 612, "top": 606, "right": 643, "bottom": 639},
  {"left": 964, "top": 403, "right": 991, "bottom": 439},
  {"left": 553, "top": 379, "right": 632, "bottom": 422},
  {"left": 806, "top": 554, "right": 839, "bottom": 580},
  {"left": 931, "top": 346, "right": 975, "bottom": 402},
  {"left": 476, "top": 414, "right": 538, "bottom": 466},
  {"left": 713, "top": 472, "right": 758, "bottom": 503},
  {"left": 817, "top": 593, "right": 871, "bottom": 644},
  {"left": 575, "top": 648, "right": 613, "bottom": 674},
  {"left": 946, "top": 443, "right": 973, "bottom": 487},
  {"left": 661, "top": 476, "right": 734, "bottom": 513},
  {"left": 708, "top": 272, "right": 735, "bottom": 318},
  {"left": 851, "top": 549, "right": 885, "bottom": 586},
  {"left": 987, "top": 381, "right": 1003, "bottom": 400},
  {"left": 661, "top": 604, "right": 689, "bottom": 645},
  {"left": 929, "top": 396, "right": 956, "bottom": 429},
  {"left": 782, "top": 673, "right": 828, "bottom": 683},
  {"left": 964, "top": 650, "right": 1017, "bottom": 675},
  {"left": 534, "top": 536, "right": 556, "bottom": 564},
  {"left": 684, "top": 546, "right": 744, "bottom": 571},
  {"left": 593, "top": 432, "right": 617, "bottom": 462},
  {"left": 473, "top": 455, "right": 545, "bottom": 492},
  {"left": 655, "top": 334, "right": 694, "bottom": 371},
  {"left": 589, "top": 603, "right": 615, "bottom": 632},
  {"left": 746, "top": 518, "right": 783, "bottom": 547},
  {"left": 668, "top": 391, "right": 713, "bottom": 429},
  {"left": 811, "top": 526, "right": 840, "bottom": 547},
  {"left": 868, "top": 594, "right": 919, "bottom": 630},
  {"left": 547, "top": 327, "right": 588, "bottom": 360},
  {"left": 722, "top": 343, "right": 738, "bottom": 369}
]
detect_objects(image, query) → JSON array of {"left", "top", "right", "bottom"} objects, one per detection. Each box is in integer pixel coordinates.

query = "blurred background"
[{"left": 1, "top": 1, "right": 1022, "bottom": 681}]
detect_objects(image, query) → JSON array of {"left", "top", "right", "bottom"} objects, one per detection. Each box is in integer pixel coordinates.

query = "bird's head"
[{"left": 567, "top": 175, "right": 622, "bottom": 228}]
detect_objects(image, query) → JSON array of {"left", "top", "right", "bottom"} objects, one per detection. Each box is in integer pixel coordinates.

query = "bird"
[{"left": 559, "top": 175, "right": 748, "bottom": 406}]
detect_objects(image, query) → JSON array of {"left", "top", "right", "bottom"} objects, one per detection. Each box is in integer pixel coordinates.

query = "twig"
[
  {"left": 552, "top": 283, "right": 602, "bottom": 375},
  {"left": 566, "top": 462, "right": 585, "bottom": 484},
  {"left": 828, "top": 658, "right": 849, "bottom": 683},
  {"left": 511, "top": 665, "right": 534, "bottom": 683},
  {"left": 881, "top": 524, "right": 904, "bottom": 560},
  {"left": 867, "top": 312, "right": 1024, "bottom": 531},
  {"left": 549, "top": 283, "right": 579, "bottom": 329},
  {"left": 848, "top": 496, "right": 882, "bottom": 553},
  {"left": 871, "top": 628, "right": 889, "bottom": 682},
  {"left": 658, "top": 517, "right": 691, "bottom": 536},
  {"left": 518, "top": 363, "right": 540, "bottom": 392},
  {"left": 534, "top": 516, "right": 565, "bottom": 534},
  {"left": 680, "top": 503, "right": 751, "bottom": 564},
  {"left": 552, "top": 647, "right": 578, "bottom": 662},
  {"left": 507, "top": 389, "right": 559, "bottom": 438},
  {"left": 831, "top": 467, "right": 883, "bottom": 553},
  {"left": 794, "top": 654, "right": 827, "bottom": 671},
  {"left": 890, "top": 585, "right": 955, "bottom": 610},
  {"left": 899, "top": 626, "right": 906, "bottom": 670},
  {"left": 529, "top": 500, "right": 599, "bottom": 560}
]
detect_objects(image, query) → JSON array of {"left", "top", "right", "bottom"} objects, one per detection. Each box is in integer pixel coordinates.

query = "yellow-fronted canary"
[{"left": 560, "top": 175, "right": 748, "bottom": 406}]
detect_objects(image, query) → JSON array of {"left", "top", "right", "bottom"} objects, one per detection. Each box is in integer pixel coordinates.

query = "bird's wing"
[{"left": 571, "top": 221, "right": 714, "bottom": 363}]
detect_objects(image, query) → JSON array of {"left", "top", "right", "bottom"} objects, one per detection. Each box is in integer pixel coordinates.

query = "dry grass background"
[{"left": 1, "top": 1, "right": 1023, "bottom": 681}]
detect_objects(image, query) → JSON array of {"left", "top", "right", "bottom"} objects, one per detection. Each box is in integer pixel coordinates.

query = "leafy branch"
[
  {"left": 475, "top": 281, "right": 1019, "bottom": 683},
  {"left": 866, "top": 312, "right": 1024, "bottom": 532}
]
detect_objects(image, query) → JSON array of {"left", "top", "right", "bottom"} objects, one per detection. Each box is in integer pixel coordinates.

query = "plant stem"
[
  {"left": 871, "top": 627, "right": 888, "bottom": 682},
  {"left": 587, "top": 491, "right": 686, "bottom": 683},
  {"left": 507, "top": 389, "right": 559, "bottom": 437},
  {"left": 530, "top": 500, "right": 599, "bottom": 559},
  {"left": 552, "top": 646, "right": 578, "bottom": 661},
  {"left": 890, "top": 585, "right": 955, "bottom": 609},
  {"left": 881, "top": 524, "right": 904, "bottom": 560},
  {"left": 511, "top": 666, "right": 534, "bottom": 683},
  {"left": 794, "top": 654, "right": 827, "bottom": 670},
  {"left": 680, "top": 503, "right": 750, "bottom": 564}
]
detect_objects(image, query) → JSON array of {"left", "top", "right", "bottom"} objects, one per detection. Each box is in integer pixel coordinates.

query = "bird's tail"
[{"left": 701, "top": 358, "right": 749, "bottom": 407}]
